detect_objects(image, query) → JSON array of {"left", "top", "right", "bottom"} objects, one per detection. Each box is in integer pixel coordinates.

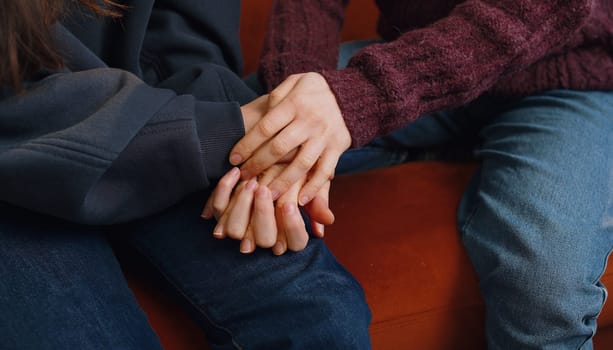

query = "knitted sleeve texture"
[
  {"left": 258, "top": 0, "right": 347, "bottom": 91},
  {"left": 323, "top": 0, "right": 594, "bottom": 146},
  {"left": 259, "top": 0, "right": 596, "bottom": 147}
]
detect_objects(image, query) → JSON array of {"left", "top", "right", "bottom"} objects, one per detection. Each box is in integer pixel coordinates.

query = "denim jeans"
[
  {"left": 337, "top": 38, "right": 613, "bottom": 350},
  {"left": 0, "top": 194, "right": 371, "bottom": 349}
]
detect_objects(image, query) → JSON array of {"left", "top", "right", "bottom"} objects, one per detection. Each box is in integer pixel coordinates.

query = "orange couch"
[{"left": 125, "top": 1, "right": 613, "bottom": 348}]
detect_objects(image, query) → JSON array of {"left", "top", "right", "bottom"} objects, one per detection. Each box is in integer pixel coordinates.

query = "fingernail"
[
  {"left": 230, "top": 153, "right": 242, "bottom": 165},
  {"left": 270, "top": 190, "right": 280, "bottom": 200},
  {"left": 201, "top": 206, "right": 213, "bottom": 219},
  {"left": 299, "top": 195, "right": 310, "bottom": 206},
  {"left": 273, "top": 241, "right": 285, "bottom": 255},
  {"left": 240, "top": 239, "right": 253, "bottom": 253},
  {"left": 230, "top": 167, "right": 240, "bottom": 177},
  {"left": 213, "top": 224, "right": 224, "bottom": 238}
]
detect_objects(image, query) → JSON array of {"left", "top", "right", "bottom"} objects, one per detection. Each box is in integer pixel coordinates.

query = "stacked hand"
[{"left": 202, "top": 73, "right": 351, "bottom": 255}]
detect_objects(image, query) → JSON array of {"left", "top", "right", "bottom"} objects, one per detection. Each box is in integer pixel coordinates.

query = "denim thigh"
[
  {"left": 123, "top": 193, "right": 372, "bottom": 350},
  {"left": 0, "top": 204, "right": 162, "bottom": 350},
  {"left": 457, "top": 90, "right": 613, "bottom": 350}
]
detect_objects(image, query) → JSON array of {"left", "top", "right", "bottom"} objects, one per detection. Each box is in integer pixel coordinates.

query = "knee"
[{"left": 475, "top": 256, "right": 606, "bottom": 349}]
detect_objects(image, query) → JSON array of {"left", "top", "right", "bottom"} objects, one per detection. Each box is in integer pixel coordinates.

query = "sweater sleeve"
[
  {"left": 0, "top": 68, "right": 245, "bottom": 225},
  {"left": 258, "top": 0, "right": 349, "bottom": 91},
  {"left": 320, "top": 0, "right": 594, "bottom": 147}
]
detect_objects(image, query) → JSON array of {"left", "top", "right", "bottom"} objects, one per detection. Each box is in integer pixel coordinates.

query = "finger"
[
  {"left": 303, "top": 180, "right": 334, "bottom": 239},
  {"left": 202, "top": 187, "right": 218, "bottom": 220},
  {"left": 257, "top": 164, "right": 285, "bottom": 187},
  {"left": 225, "top": 179, "right": 258, "bottom": 240},
  {"left": 202, "top": 167, "right": 241, "bottom": 219},
  {"left": 310, "top": 220, "right": 326, "bottom": 238},
  {"left": 240, "top": 95, "right": 269, "bottom": 133},
  {"left": 251, "top": 185, "right": 277, "bottom": 248},
  {"left": 304, "top": 182, "right": 335, "bottom": 226},
  {"left": 280, "top": 202, "right": 309, "bottom": 252},
  {"left": 267, "top": 74, "right": 301, "bottom": 108},
  {"left": 213, "top": 211, "right": 228, "bottom": 239},
  {"left": 297, "top": 150, "right": 340, "bottom": 205},
  {"left": 266, "top": 139, "right": 325, "bottom": 200},
  {"left": 273, "top": 209, "right": 288, "bottom": 256},
  {"left": 212, "top": 181, "right": 246, "bottom": 239},
  {"left": 238, "top": 118, "right": 309, "bottom": 181},
  {"left": 240, "top": 226, "right": 256, "bottom": 254},
  {"left": 229, "top": 100, "right": 297, "bottom": 168}
]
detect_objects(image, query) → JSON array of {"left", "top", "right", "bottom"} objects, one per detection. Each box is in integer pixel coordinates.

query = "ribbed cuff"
[
  {"left": 321, "top": 67, "right": 397, "bottom": 148},
  {"left": 193, "top": 101, "right": 245, "bottom": 181}
]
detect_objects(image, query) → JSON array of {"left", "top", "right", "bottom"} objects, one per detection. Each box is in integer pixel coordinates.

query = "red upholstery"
[
  {"left": 125, "top": 1, "right": 613, "bottom": 348},
  {"left": 325, "top": 163, "right": 613, "bottom": 349}
]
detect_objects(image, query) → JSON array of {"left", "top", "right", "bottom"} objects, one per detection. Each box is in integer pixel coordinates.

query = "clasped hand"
[{"left": 202, "top": 73, "right": 351, "bottom": 255}]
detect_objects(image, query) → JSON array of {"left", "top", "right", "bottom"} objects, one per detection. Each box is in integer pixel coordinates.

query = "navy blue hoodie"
[{"left": 0, "top": 0, "right": 256, "bottom": 224}]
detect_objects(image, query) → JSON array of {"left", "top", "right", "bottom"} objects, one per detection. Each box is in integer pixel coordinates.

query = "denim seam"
[
  {"left": 130, "top": 245, "right": 244, "bottom": 350},
  {"left": 458, "top": 194, "right": 481, "bottom": 240}
]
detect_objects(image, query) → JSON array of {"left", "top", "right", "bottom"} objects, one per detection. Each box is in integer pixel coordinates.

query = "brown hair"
[{"left": 0, "top": 0, "right": 123, "bottom": 91}]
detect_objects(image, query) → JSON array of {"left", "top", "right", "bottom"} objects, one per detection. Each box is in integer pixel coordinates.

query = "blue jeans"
[
  {"left": 338, "top": 39, "right": 613, "bottom": 350},
  {"left": 0, "top": 192, "right": 371, "bottom": 349}
]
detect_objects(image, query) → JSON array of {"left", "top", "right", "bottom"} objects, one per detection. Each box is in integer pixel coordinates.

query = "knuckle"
[
  {"left": 273, "top": 178, "right": 292, "bottom": 193},
  {"left": 246, "top": 159, "right": 267, "bottom": 174},
  {"left": 288, "top": 238, "right": 308, "bottom": 252},
  {"left": 288, "top": 94, "right": 308, "bottom": 108},
  {"left": 211, "top": 200, "right": 226, "bottom": 214},
  {"left": 275, "top": 199, "right": 289, "bottom": 210},
  {"left": 256, "top": 235, "right": 276, "bottom": 248},
  {"left": 297, "top": 155, "right": 316, "bottom": 170},
  {"left": 322, "top": 168, "right": 335, "bottom": 180},
  {"left": 287, "top": 73, "right": 302, "bottom": 81},
  {"left": 218, "top": 177, "right": 234, "bottom": 188},
  {"left": 270, "top": 138, "right": 290, "bottom": 157},
  {"left": 257, "top": 119, "right": 277, "bottom": 138},
  {"left": 304, "top": 72, "right": 320, "bottom": 80},
  {"left": 269, "top": 90, "right": 283, "bottom": 104},
  {"left": 224, "top": 224, "right": 243, "bottom": 240}
]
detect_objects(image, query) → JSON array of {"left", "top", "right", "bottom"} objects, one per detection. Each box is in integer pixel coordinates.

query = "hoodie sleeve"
[
  {"left": 142, "top": 0, "right": 246, "bottom": 82},
  {"left": 0, "top": 67, "right": 247, "bottom": 225}
]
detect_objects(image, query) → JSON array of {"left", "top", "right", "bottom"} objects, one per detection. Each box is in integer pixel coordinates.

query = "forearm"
[
  {"left": 0, "top": 69, "right": 245, "bottom": 224},
  {"left": 321, "top": 0, "right": 593, "bottom": 146}
]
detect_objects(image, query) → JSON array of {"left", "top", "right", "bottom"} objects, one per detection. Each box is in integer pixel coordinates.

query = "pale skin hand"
[
  {"left": 201, "top": 165, "right": 334, "bottom": 255},
  {"left": 228, "top": 72, "right": 351, "bottom": 206},
  {"left": 201, "top": 94, "right": 334, "bottom": 255}
]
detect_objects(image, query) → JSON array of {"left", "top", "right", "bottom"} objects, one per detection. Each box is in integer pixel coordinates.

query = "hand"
[
  {"left": 202, "top": 166, "right": 334, "bottom": 255},
  {"left": 229, "top": 72, "right": 351, "bottom": 206}
]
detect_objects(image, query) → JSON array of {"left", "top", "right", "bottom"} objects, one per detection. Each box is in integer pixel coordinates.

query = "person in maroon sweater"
[{"left": 206, "top": 0, "right": 613, "bottom": 349}]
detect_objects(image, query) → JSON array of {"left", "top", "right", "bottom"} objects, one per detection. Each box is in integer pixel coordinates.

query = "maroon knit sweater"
[{"left": 259, "top": 0, "right": 613, "bottom": 147}]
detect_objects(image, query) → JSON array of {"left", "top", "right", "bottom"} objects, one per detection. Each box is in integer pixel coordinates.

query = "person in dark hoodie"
[
  {"left": 212, "top": 0, "right": 613, "bottom": 349},
  {"left": 0, "top": 1, "right": 371, "bottom": 349}
]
